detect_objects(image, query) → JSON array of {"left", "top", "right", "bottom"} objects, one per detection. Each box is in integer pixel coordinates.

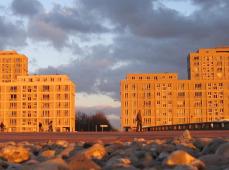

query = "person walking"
[
  {"left": 0, "top": 122, "right": 5, "bottom": 132},
  {"left": 39, "top": 122, "right": 43, "bottom": 132},
  {"left": 136, "top": 110, "right": 142, "bottom": 132},
  {"left": 48, "top": 121, "right": 53, "bottom": 132}
]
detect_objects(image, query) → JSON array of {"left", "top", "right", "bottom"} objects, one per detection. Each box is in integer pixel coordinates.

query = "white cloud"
[{"left": 77, "top": 92, "right": 120, "bottom": 107}]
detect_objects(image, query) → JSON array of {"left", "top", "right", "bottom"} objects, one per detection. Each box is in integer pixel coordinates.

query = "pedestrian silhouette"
[
  {"left": 48, "top": 121, "right": 53, "bottom": 132},
  {"left": 39, "top": 122, "right": 43, "bottom": 132},
  {"left": 0, "top": 122, "right": 5, "bottom": 132},
  {"left": 136, "top": 110, "right": 142, "bottom": 132}
]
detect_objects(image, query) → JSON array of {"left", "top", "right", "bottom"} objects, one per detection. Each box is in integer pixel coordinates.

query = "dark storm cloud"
[
  {"left": 36, "top": 50, "right": 119, "bottom": 98},
  {"left": 26, "top": 4, "right": 109, "bottom": 48},
  {"left": 28, "top": 15, "right": 68, "bottom": 49},
  {"left": 11, "top": 0, "right": 44, "bottom": 16},
  {"left": 34, "top": 0, "right": 229, "bottom": 100},
  {"left": 80, "top": 0, "right": 193, "bottom": 38},
  {"left": 81, "top": 0, "right": 229, "bottom": 41},
  {"left": 0, "top": 16, "right": 26, "bottom": 49},
  {"left": 8, "top": 0, "right": 229, "bottom": 101},
  {"left": 45, "top": 5, "right": 108, "bottom": 34}
]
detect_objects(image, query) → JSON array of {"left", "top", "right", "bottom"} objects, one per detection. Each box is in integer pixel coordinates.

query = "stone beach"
[{"left": 0, "top": 130, "right": 229, "bottom": 170}]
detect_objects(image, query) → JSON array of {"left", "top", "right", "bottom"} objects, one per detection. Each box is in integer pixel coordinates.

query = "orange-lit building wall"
[
  {"left": 121, "top": 47, "right": 229, "bottom": 130},
  {"left": 0, "top": 51, "right": 28, "bottom": 82},
  {"left": 189, "top": 47, "right": 229, "bottom": 80},
  {"left": 0, "top": 51, "right": 76, "bottom": 132}
]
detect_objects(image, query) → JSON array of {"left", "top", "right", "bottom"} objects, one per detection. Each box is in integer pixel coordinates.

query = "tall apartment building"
[
  {"left": 121, "top": 47, "right": 229, "bottom": 131},
  {"left": 0, "top": 51, "right": 75, "bottom": 132},
  {"left": 0, "top": 51, "right": 28, "bottom": 82},
  {"left": 188, "top": 47, "right": 229, "bottom": 80}
]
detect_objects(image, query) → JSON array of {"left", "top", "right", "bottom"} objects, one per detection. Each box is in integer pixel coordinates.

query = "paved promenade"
[{"left": 0, "top": 130, "right": 229, "bottom": 143}]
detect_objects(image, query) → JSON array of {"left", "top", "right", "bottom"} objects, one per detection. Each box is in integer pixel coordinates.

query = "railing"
[{"left": 124, "top": 121, "right": 229, "bottom": 132}]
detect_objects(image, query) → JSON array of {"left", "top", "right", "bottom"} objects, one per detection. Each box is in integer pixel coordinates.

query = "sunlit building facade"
[
  {"left": 0, "top": 51, "right": 28, "bottom": 82},
  {"left": 0, "top": 51, "right": 75, "bottom": 132},
  {"left": 121, "top": 47, "right": 229, "bottom": 130}
]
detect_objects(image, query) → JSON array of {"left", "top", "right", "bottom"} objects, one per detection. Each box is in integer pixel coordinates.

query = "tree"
[
  {"left": 76, "top": 112, "right": 90, "bottom": 131},
  {"left": 76, "top": 111, "right": 114, "bottom": 131}
]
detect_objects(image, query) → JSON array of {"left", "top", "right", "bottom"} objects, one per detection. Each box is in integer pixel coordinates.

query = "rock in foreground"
[
  {"left": 0, "top": 130, "right": 228, "bottom": 170},
  {"left": 0, "top": 146, "right": 30, "bottom": 163}
]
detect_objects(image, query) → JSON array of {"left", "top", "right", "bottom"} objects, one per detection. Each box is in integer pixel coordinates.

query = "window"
[
  {"left": 57, "top": 110, "right": 61, "bottom": 116},
  {"left": 43, "top": 94, "right": 50, "bottom": 100},
  {"left": 43, "top": 103, "right": 49, "bottom": 109},
  {"left": 132, "top": 84, "right": 136, "bottom": 90},
  {"left": 194, "top": 56, "right": 199, "bottom": 60},
  {"left": 65, "top": 85, "right": 69, "bottom": 91},
  {"left": 10, "top": 94, "right": 17, "bottom": 100},
  {"left": 195, "top": 92, "right": 202, "bottom": 97},
  {"left": 10, "top": 102, "right": 17, "bottom": 109},
  {"left": 178, "top": 84, "right": 185, "bottom": 90},
  {"left": 10, "top": 119, "right": 17, "bottom": 125},
  {"left": 56, "top": 94, "right": 61, "bottom": 99},
  {"left": 10, "top": 111, "right": 17, "bottom": 117},
  {"left": 33, "top": 86, "right": 37, "bottom": 91},
  {"left": 10, "top": 86, "right": 17, "bottom": 92},
  {"left": 178, "top": 92, "right": 185, "bottom": 97},
  {"left": 195, "top": 83, "right": 202, "bottom": 89},
  {"left": 43, "top": 85, "right": 49, "bottom": 92},
  {"left": 65, "top": 110, "right": 69, "bottom": 116},
  {"left": 64, "top": 94, "right": 69, "bottom": 100},
  {"left": 56, "top": 85, "right": 61, "bottom": 91}
]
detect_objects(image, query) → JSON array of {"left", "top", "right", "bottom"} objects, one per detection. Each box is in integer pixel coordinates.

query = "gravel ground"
[{"left": 0, "top": 130, "right": 229, "bottom": 170}]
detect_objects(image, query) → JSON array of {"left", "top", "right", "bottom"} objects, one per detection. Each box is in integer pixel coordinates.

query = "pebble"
[
  {"left": 57, "top": 143, "right": 76, "bottom": 159},
  {"left": 22, "top": 158, "right": 69, "bottom": 170},
  {"left": 82, "top": 143, "right": 106, "bottom": 159},
  {"left": 55, "top": 140, "right": 69, "bottom": 148},
  {"left": 163, "top": 150, "right": 196, "bottom": 166},
  {"left": 40, "top": 150, "right": 56, "bottom": 159},
  {"left": 0, "top": 146, "right": 30, "bottom": 163},
  {"left": 68, "top": 153, "right": 101, "bottom": 170},
  {"left": 163, "top": 150, "right": 205, "bottom": 169},
  {"left": 215, "top": 142, "right": 229, "bottom": 158},
  {"left": 0, "top": 130, "right": 229, "bottom": 169},
  {"left": 201, "top": 138, "right": 226, "bottom": 154},
  {"left": 182, "top": 130, "right": 192, "bottom": 140}
]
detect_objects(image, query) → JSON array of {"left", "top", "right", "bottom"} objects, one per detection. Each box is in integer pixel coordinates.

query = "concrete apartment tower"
[
  {"left": 0, "top": 51, "right": 75, "bottom": 132},
  {"left": 121, "top": 47, "right": 229, "bottom": 131}
]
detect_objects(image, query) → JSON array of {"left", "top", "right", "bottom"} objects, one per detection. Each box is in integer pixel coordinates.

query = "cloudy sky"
[{"left": 0, "top": 0, "right": 229, "bottom": 128}]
